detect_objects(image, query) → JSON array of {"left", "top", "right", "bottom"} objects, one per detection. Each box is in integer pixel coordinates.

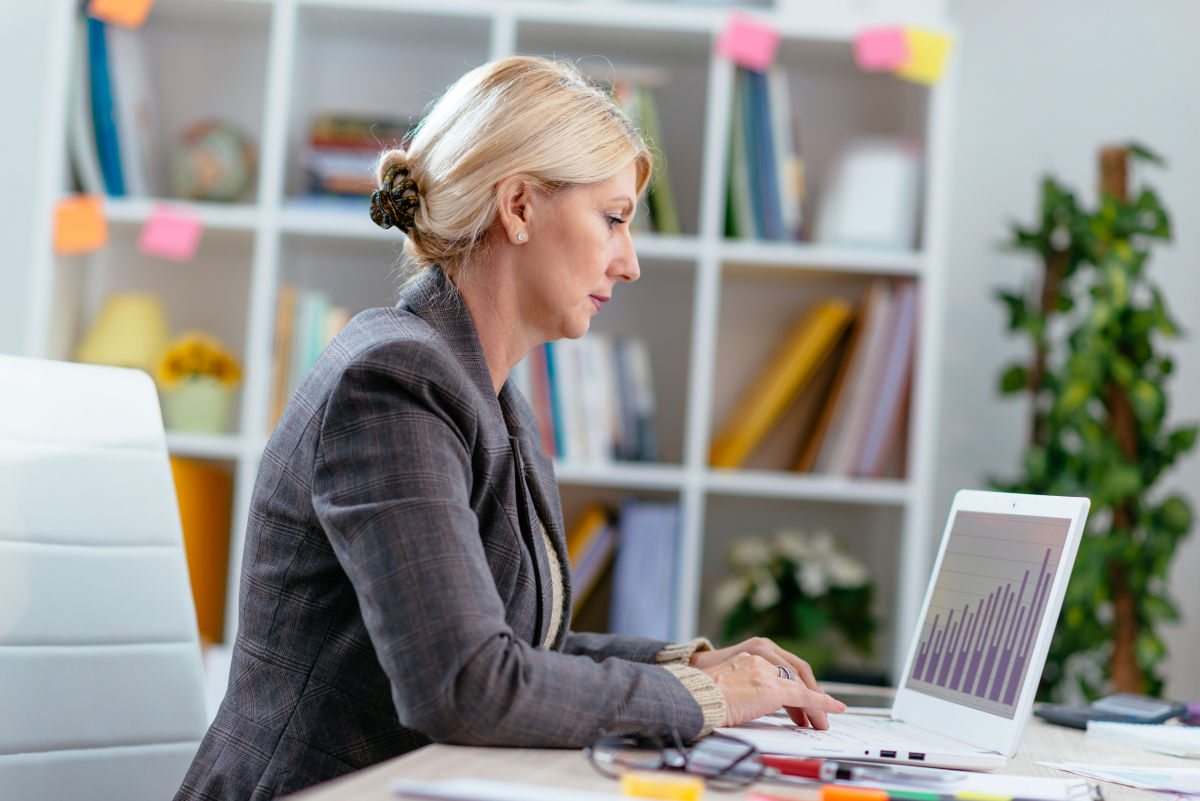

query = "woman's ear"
[{"left": 495, "top": 175, "right": 532, "bottom": 245}]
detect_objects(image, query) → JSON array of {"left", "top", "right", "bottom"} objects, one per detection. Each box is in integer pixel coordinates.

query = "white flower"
[
  {"left": 713, "top": 577, "right": 749, "bottom": 615},
  {"left": 751, "top": 576, "right": 781, "bottom": 611},
  {"left": 727, "top": 535, "right": 773, "bottom": 568},
  {"left": 828, "top": 552, "right": 870, "bottom": 588},
  {"left": 809, "top": 530, "right": 836, "bottom": 558},
  {"left": 771, "top": 529, "right": 813, "bottom": 562},
  {"left": 797, "top": 561, "right": 828, "bottom": 597}
]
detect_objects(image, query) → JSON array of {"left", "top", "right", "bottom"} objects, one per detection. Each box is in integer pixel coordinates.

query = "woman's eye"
[{"left": 607, "top": 215, "right": 627, "bottom": 228}]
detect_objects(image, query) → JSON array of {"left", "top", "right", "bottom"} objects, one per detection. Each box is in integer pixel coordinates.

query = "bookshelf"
[{"left": 29, "top": 0, "right": 956, "bottom": 680}]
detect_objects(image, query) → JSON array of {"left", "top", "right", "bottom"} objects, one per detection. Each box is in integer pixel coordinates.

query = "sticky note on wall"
[
  {"left": 895, "top": 28, "right": 952, "bottom": 85},
  {"left": 717, "top": 12, "right": 781, "bottom": 73},
  {"left": 854, "top": 27, "right": 910, "bottom": 71},
  {"left": 138, "top": 204, "right": 204, "bottom": 262},
  {"left": 54, "top": 195, "right": 108, "bottom": 254},
  {"left": 87, "top": 0, "right": 156, "bottom": 29}
]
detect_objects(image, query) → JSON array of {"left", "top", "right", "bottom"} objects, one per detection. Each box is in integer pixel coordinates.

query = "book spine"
[
  {"left": 710, "top": 299, "right": 853, "bottom": 469},
  {"left": 87, "top": 17, "right": 125, "bottom": 197}
]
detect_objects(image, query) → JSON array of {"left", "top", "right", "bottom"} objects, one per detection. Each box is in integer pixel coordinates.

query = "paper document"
[
  {"left": 393, "top": 778, "right": 626, "bottom": 801},
  {"left": 1086, "top": 721, "right": 1200, "bottom": 758},
  {"left": 1041, "top": 761, "right": 1200, "bottom": 794}
]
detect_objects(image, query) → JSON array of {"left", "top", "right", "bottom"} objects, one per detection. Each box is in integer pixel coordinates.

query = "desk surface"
[{"left": 289, "top": 716, "right": 1193, "bottom": 801}]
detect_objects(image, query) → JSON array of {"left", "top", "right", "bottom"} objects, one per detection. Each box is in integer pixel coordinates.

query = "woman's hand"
[{"left": 691, "top": 637, "right": 846, "bottom": 729}]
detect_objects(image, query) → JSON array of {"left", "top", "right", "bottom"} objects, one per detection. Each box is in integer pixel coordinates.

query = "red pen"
[{"left": 760, "top": 755, "right": 961, "bottom": 785}]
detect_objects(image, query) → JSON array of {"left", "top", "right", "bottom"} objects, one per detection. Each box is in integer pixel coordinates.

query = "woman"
[{"left": 176, "top": 55, "right": 845, "bottom": 801}]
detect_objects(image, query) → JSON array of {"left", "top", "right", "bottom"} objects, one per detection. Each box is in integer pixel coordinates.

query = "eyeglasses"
[{"left": 584, "top": 727, "right": 764, "bottom": 790}]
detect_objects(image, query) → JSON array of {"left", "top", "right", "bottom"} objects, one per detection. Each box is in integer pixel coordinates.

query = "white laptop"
[{"left": 721, "top": 490, "right": 1090, "bottom": 771}]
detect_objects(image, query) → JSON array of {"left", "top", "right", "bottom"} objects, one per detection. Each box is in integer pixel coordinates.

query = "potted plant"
[
  {"left": 714, "top": 528, "right": 877, "bottom": 676},
  {"left": 993, "top": 143, "right": 1196, "bottom": 699},
  {"left": 156, "top": 331, "right": 242, "bottom": 434}
]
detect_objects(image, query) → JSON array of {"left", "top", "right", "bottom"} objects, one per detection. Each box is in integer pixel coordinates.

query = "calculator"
[{"left": 1034, "top": 693, "right": 1187, "bottom": 729}]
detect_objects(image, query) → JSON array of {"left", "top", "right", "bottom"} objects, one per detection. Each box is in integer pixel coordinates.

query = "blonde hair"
[{"left": 375, "top": 56, "right": 652, "bottom": 276}]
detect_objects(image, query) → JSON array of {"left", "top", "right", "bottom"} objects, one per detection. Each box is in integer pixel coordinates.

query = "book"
[
  {"left": 608, "top": 498, "right": 679, "bottom": 640},
  {"left": 746, "top": 69, "right": 785, "bottom": 240},
  {"left": 170, "top": 457, "right": 233, "bottom": 645},
  {"left": 613, "top": 337, "right": 658, "bottom": 462},
  {"left": 566, "top": 504, "right": 616, "bottom": 614},
  {"left": 813, "top": 279, "right": 893, "bottom": 475},
  {"left": 635, "top": 86, "right": 682, "bottom": 235},
  {"left": 107, "top": 24, "right": 158, "bottom": 197},
  {"left": 709, "top": 298, "right": 854, "bottom": 469},
  {"left": 766, "top": 66, "right": 803, "bottom": 239},
  {"left": 68, "top": 14, "right": 103, "bottom": 195},
  {"left": 795, "top": 290, "right": 872, "bottom": 472},
  {"left": 726, "top": 71, "right": 756, "bottom": 239},
  {"left": 87, "top": 16, "right": 124, "bottom": 196},
  {"left": 524, "top": 346, "right": 558, "bottom": 459},
  {"left": 854, "top": 281, "right": 918, "bottom": 477},
  {"left": 269, "top": 283, "right": 297, "bottom": 428}
]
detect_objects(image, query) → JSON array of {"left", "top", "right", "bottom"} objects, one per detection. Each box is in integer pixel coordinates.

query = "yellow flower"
[{"left": 156, "top": 332, "right": 241, "bottom": 388}]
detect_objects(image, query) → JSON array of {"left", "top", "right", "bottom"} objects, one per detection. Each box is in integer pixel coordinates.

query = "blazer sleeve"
[{"left": 312, "top": 338, "right": 707, "bottom": 746}]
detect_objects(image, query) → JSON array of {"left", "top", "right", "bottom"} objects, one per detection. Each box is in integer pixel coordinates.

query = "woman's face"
[{"left": 517, "top": 162, "right": 641, "bottom": 342}]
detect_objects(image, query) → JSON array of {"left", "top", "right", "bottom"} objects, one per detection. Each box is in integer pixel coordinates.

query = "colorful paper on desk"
[
  {"left": 138, "top": 205, "right": 204, "bottom": 261},
  {"left": 53, "top": 195, "right": 108, "bottom": 254},
  {"left": 716, "top": 13, "right": 781, "bottom": 73},
  {"left": 894, "top": 28, "right": 952, "bottom": 85},
  {"left": 392, "top": 777, "right": 626, "bottom": 800},
  {"left": 87, "top": 0, "right": 156, "bottom": 29},
  {"left": 1041, "top": 761, "right": 1200, "bottom": 794},
  {"left": 854, "top": 27, "right": 910, "bottom": 71}
]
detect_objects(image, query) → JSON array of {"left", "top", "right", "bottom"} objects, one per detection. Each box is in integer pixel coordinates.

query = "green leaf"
[
  {"left": 1110, "top": 357, "right": 1135, "bottom": 387},
  {"left": 996, "top": 290, "right": 1029, "bottom": 332},
  {"left": 1102, "top": 463, "right": 1143, "bottom": 500},
  {"left": 1140, "top": 594, "right": 1179, "bottom": 623},
  {"left": 1000, "top": 365, "right": 1028, "bottom": 394},
  {"left": 1130, "top": 380, "right": 1165, "bottom": 424},
  {"left": 1158, "top": 495, "right": 1192, "bottom": 534},
  {"left": 1128, "top": 142, "right": 1166, "bottom": 167}
]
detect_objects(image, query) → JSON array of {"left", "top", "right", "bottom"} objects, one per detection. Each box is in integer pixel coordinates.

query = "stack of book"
[
  {"left": 70, "top": 14, "right": 158, "bottom": 197},
  {"left": 725, "top": 66, "right": 804, "bottom": 241},
  {"left": 268, "top": 285, "right": 353, "bottom": 427},
  {"left": 566, "top": 499, "right": 679, "bottom": 641},
  {"left": 609, "top": 75, "right": 681, "bottom": 235},
  {"left": 303, "top": 113, "right": 413, "bottom": 197},
  {"left": 510, "top": 336, "right": 659, "bottom": 465},
  {"left": 709, "top": 278, "right": 918, "bottom": 478}
]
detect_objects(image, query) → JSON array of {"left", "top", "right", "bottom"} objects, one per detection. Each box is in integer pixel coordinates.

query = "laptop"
[{"left": 720, "top": 490, "right": 1091, "bottom": 770}]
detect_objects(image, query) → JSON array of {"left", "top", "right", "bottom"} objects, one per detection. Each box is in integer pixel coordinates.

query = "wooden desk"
[{"left": 288, "top": 717, "right": 1194, "bottom": 801}]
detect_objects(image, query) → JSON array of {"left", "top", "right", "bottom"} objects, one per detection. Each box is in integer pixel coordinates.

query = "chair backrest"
[{"left": 0, "top": 355, "right": 208, "bottom": 800}]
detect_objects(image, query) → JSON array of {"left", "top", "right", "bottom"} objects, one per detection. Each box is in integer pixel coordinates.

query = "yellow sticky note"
[
  {"left": 895, "top": 28, "right": 952, "bottom": 85},
  {"left": 87, "top": 0, "right": 157, "bottom": 29},
  {"left": 620, "top": 770, "right": 704, "bottom": 801},
  {"left": 54, "top": 195, "right": 108, "bottom": 255}
]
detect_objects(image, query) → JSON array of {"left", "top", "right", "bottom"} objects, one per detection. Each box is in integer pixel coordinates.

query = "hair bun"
[{"left": 370, "top": 163, "right": 421, "bottom": 234}]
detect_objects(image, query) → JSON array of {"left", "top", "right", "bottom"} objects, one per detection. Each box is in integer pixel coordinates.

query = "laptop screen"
[{"left": 902, "top": 510, "right": 1073, "bottom": 720}]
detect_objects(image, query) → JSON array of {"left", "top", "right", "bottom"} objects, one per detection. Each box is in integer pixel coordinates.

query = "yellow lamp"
[{"left": 75, "top": 292, "right": 170, "bottom": 373}]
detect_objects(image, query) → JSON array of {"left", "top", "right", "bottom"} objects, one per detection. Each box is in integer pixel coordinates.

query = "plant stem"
[{"left": 1099, "top": 145, "right": 1144, "bottom": 693}]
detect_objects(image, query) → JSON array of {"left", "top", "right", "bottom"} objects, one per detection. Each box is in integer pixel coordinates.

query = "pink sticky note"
[
  {"left": 716, "top": 13, "right": 781, "bottom": 73},
  {"left": 138, "top": 205, "right": 204, "bottom": 262},
  {"left": 855, "top": 27, "right": 910, "bottom": 71}
]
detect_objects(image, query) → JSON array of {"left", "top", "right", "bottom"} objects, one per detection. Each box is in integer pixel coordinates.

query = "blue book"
[
  {"left": 608, "top": 499, "right": 678, "bottom": 640},
  {"left": 746, "top": 69, "right": 784, "bottom": 240},
  {"left": 87, "top": 17, "right": 124, "bottom": 197},
  {"left": 738, "top": 70, "right": 763, "bottom": 239},
  {"left": 542, "top": 343, "right": 566, "bottom": 459}
]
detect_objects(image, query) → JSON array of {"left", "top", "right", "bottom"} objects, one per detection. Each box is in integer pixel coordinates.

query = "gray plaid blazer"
[{"left": 175, "top": 267, "right": 704, "bottom": 800}]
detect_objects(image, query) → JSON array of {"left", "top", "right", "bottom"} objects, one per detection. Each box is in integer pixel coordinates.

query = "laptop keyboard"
[{"left": 791, "top": 714, "right": 973, "bottom": 753}]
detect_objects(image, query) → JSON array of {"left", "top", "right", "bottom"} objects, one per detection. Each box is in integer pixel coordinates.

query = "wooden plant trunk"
[{"left": 1099, "top": 146, "right": 1143, "bottom": 693}]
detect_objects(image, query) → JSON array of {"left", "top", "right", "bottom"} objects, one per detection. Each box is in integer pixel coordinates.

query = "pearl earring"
[{"left": 517, "top": 232, "right": 526, "bottom": 242}]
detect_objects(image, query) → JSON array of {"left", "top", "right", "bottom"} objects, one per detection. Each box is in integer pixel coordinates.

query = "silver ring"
[{"left": 777, "top": 664, "right": 796, "bottom": 681}]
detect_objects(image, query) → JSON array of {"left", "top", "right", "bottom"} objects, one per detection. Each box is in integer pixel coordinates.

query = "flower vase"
[{"left": 161, "top": 375, "right": 233, "bottom": 434}]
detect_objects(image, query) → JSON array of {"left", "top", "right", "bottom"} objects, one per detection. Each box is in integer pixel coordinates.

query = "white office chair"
[{"left": 0, "top": 355, "right": 208, "bottom": 800}]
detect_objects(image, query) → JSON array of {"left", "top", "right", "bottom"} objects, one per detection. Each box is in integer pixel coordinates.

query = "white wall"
[
  {"left": 0, "top": 3, "right": 54, "bottom": 356},
  {"left": 941, "top": 0, "right": 1200, "bottom": 699}
]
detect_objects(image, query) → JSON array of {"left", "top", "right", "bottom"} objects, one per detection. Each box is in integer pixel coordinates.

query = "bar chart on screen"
[{"left": 905, "top": 511, "right": 1072, "bottom": 718}]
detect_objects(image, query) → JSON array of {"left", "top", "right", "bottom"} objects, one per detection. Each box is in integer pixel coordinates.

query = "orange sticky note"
[
  {"left": 895, "top": 27, "right": 952, "bottom": 85},
  {"left": 54, "top": 195, "right": 108, "bottom": 255},
  {"left": 855, "top": 27, "right": 910, "bottom": 72},
  {"left": 139, "top": 205, "right": 204, "bottom": 262},
  {"left": 87, "top": 0, "right": 156, "bottom": 29},
  {"left": 716, "top": 12, "right": 781, "bottom": 73}
]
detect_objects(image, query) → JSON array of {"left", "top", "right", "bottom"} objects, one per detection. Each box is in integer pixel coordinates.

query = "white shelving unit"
[{"left": 29, "top": 0, "right": 956, "bottom": 679}]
